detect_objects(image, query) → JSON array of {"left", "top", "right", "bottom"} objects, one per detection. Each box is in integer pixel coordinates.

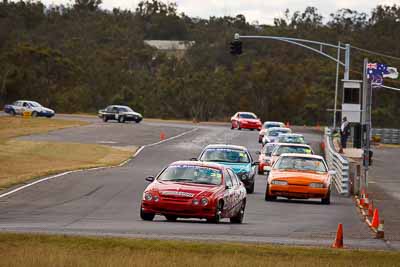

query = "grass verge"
[
  {"left": 0, "top": 117, "right": 134, "bottom": 189},
  {"left": 0, "top": 233, "right": 399, "bottom": 267}
]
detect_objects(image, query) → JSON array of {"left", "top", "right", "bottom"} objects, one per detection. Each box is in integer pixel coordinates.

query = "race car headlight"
[
  {"left": 192, "top": 199, "right": 199, "bottom": 205},
  {"left": 309, "top": 183, "right": 324, "bottom": 188},
  {"left": 271, "top": 180, "right": 288, "bottom": 186},
  {"left": 144, "top": 193, "right": 153, "bottom": 201},
  {"left": 153, "top": 195, "right": 159, "bottom": 202},
  {"left": 200, "top": 197, "right": 209, "bottom": 206}
]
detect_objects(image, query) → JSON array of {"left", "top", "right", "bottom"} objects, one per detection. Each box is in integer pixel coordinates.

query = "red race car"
[
  {"left": 231, "top": 112, "right": 262, "bottom": 131},
  {"left": 140, "top": 161, "right": 247, "bottom": 223}
]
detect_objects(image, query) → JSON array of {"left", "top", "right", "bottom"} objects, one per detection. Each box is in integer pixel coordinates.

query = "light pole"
[{"left": 234, "top": 34, "right": 351, "bottom": 127}]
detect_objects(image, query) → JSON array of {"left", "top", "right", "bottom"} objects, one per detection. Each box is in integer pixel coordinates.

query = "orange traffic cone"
[
  {"left": 160, "top": 132, "right": 166, "bottom": 141},
  {"left": 368, "top": 200, "right": 374, "bottom": 217},
  {"left": 370, "top": 209, "right": 380, "bottom": 229},
  {"left": 360, "top": 197, "right": 365, "bottom": 207},
  {"left": 376, "top": 219, "right": 384, "bottom": 239},
  {"left": 363, "top": 197, "right": 370, "bottom": 209},
  {"left": 332, "top": 223, "right": 344, "bottom": 248}
]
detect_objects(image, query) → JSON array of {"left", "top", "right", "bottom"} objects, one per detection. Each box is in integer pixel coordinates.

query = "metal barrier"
[
  {"left": 324, "top": 128, "right": 350, "bottom": 196},
  {"left": 372, "top": 128, "right": 400, "bottom": 144}
]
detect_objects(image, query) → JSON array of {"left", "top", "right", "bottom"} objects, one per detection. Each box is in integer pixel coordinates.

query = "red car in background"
[
  {"left": 257, "top": 143, "right": 278, "bottom": 174},
  {"left": 140, "top": 161, "right": 247, "bottom": 223},
  {"left": 231, "top": 112, "right": 262, "bottom": 131}
]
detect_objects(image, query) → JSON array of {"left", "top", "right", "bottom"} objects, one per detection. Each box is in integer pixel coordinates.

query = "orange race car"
[{"left": 264, "top": 154, "right": 334, "bottom": 204}]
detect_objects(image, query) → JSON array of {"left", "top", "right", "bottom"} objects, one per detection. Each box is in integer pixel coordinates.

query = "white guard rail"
[{"left": 324, "top": 128, "right": 350, "bottom": 196}]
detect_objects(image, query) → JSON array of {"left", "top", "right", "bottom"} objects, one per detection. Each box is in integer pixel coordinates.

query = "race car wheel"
[
  {"left": 140, "top": 208, "right": 155, "bottom": 221},
  {"left": 246, "top": 182, "right": 255, "bottom": 194},
  {"left": 165, "top": 215, "right": 177, "bottom": 221},
  {"left": 207, "top": 201, "right": 223, "bottom": 223},
  {"left": 258, "top": 168, "right": 264, "bottom": 175},
  {"left": 321, "top": 189, "right": 331, "bottom": 205},
  {"left": 230, "top": 200, "right": 245, "bottom": 224},
  {"left": 118, "top": 116, "right": 125, "bottom": 123},
  {"left": 102, "top": 116, "right": 108, "bottom": 122},
  {"left": 134, "top": 119, "right": 141, "bottom": 123},
  {"left": 238, "top": 122, "right": 242, "bottom": 130},
  {"left": 31, "top": 111, "right": 38, "bottom": 117},
  {"left": 265, "top": 184, "right": 276, "bottom": 201},
  {"left": 10, "top": 110, "right": 16, "bottom": 116},
  {"left": 231, "top": 123, "right": 234, "bottom": 130}
]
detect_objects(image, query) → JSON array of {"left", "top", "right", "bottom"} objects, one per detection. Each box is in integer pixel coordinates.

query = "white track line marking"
[{"left": 0, "top": 127, "right": 198, "bottom": 199}]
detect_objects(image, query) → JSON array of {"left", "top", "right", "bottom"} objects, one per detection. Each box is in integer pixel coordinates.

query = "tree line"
[{"left": 0, "top": 0, "right": 400, "bottom": 127}]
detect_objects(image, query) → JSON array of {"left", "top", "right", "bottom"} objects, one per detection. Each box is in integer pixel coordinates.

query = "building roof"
[{"left": 144, "top": 40, "right": 195, "bottom": 51}]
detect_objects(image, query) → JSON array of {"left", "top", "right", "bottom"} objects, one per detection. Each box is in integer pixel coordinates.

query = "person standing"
[{"left": 340, "top": 117, "right": 350, "bottom": 149}]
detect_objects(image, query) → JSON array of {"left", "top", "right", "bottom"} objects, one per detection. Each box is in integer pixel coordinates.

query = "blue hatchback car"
[{"left": 197, "top": 144, "right": 259, "bottom": 193}]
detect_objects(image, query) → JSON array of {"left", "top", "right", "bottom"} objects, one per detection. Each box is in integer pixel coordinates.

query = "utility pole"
[{"left": 361, "top": 58, "right": 371, "bottom": 191}]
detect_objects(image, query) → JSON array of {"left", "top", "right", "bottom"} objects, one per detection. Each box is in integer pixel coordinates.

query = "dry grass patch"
[
  {"left": 0, "top": 116, "right": 88, "bottom": 140},
  {"left": 0, "top": 117, "right": 135, "bottom": 189},
  {"left": 0, "top": 233, "right": 399, "bottom": 267}
]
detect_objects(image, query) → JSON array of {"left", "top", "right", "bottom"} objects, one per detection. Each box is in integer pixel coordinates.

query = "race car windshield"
[
  {"left": 265, "top": 123, "right": 281, "bottom": 128},
  {"left": 239, "top": 113, "right": 256, "bottom": 119},
  {"left": 275, "top": 157, "right": 327, "bottom": 172},
  {"left": 278, "top": 136, "right": 305, "bottom": 144},
  {"left": 158, "top": 165, "right": 222, "bottom": 185},
  {"left": 274, "top": 146, "right": 313, "bottom": 156},
  {"left": 200, "top": 148, "right": 250, "bottom": 163},
  {"left": 117, "top": 107, "right": 133, "bottom": 112},
  {"left": 262, "top": 144, "right": 276, "bottom": 156},
  {"left": 269, "top": 129, "right": 290, "bottom": 136}
]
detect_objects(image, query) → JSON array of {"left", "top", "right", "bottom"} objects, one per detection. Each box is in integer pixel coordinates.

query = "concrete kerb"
[{"left": 0, "top": 127, "right": 199, "bottom": 199}]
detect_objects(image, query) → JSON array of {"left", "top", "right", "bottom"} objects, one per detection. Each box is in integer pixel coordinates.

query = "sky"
[{"left": 42, "top": 0, "right": 400, "bottom": 24}]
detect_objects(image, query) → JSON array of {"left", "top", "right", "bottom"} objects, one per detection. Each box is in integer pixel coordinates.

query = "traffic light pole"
[{"left": 234, "top": 34, "right": 351, "bottom": 127}]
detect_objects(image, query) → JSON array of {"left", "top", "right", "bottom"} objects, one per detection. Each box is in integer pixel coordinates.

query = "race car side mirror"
[
  {"left": 189, "top": 158, "right": 197, "bottom": 161},
  {"left": 252, "top": 161, "right": 260, "bottom": 166},
  {"left": 256, "top": 151, "right": 261, "bottom": 155},
  {"left": 145, "top": 176, "right": 155, "bottom": 182}
]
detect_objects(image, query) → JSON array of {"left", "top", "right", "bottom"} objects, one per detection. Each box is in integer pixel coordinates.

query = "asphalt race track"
[{"left": 0, "top": 115, "right": 389, "bottom": 249}]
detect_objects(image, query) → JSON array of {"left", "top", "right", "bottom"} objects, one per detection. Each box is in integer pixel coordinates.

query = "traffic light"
[{"left": 230, "top": 40, "right": 242, "bottom": 55}]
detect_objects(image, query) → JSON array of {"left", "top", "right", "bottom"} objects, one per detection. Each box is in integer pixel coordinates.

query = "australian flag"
[
  {"left": 367, "top": 63, "right": 399, "bottom": 87},
  {"left": 367, "top": 63, "right": 398, "bottom": 78}
]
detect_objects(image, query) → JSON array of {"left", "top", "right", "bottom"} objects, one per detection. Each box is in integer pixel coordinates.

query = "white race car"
[{"left": 4, "top": 100, "right": 55, "bottom": 118}]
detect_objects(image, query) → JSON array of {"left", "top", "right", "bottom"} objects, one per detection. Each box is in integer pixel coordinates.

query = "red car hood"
[{"left": 150, "top": 181, "right": 223, "bottom": 198}]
